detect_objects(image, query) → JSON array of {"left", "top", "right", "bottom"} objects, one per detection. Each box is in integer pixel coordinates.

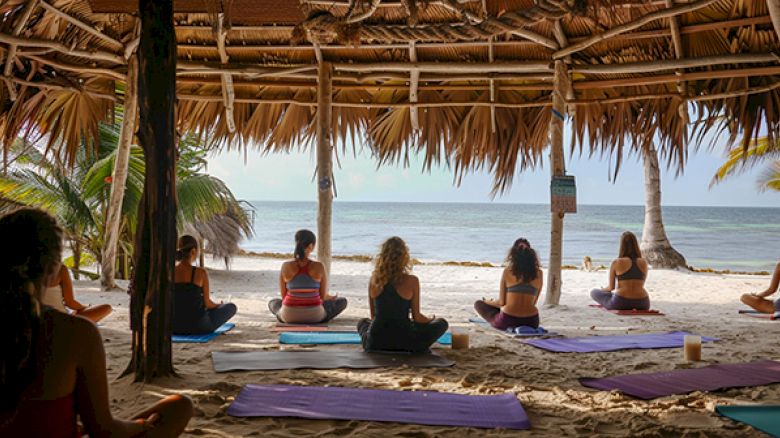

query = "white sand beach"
[{"left": 74, "top": 255, "right": 779, "bottom": 437}]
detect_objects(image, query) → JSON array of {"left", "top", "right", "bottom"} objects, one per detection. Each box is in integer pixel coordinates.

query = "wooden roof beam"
[
  {"left": 555, "top": 0, "right": 719, "bottom": 59},
  {"left": 571, "top": 53, "right": 779, "bottom": 75},
  {"left": 0, "top": 32, "right": 126, "bottom": 64},
  {"left": 768, "top": 0, "right": 780, "bottom": 41},
  {"left": 573, "top": 65, "right": 780, "bottom": 89},
  {"left": 178, "top": 93, "right": 551, "bottom": 108},
  {"left": 3, "top": 0, "right": 38, "bottom": 101},
  {"left": 665, "top": 0, "right": 688, "bottom": 124},
  {"left": 22, "top": 54, "right": 125, "bottom": 80},
  {"left": 176, "top": 77, "right": 554, "bottom": 91},
  {"left": 39, "top": 0, "right": 124, "bottom": 50},
  {"left": 333, "top": 61, "right": 553, "bottom": 74}
]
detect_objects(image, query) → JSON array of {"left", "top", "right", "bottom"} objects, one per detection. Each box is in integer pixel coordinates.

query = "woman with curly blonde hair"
[{"left": 357, "top": 237, "right": 448, "bottom": 353}]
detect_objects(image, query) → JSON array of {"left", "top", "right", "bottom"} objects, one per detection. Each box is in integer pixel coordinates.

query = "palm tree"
[
  {"left": 640, "top": 145, "right": 687, "bottom": 269},
  {"left": 711, "top": 137, "right": 780, "bottom": 192},
  {"left": 0, "top": 125, "right": 253, "bottom": 283}
]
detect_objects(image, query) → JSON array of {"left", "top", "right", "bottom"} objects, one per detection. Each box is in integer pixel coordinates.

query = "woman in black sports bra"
[
  {"left": 172, "top": 235, "right": 237, "bottom": 334},
  {"left": 589, "top": 231, "right": 650, "bottom": 310},
  {"left": 357, "top": 237, "right": 448, "bottom": 353}
]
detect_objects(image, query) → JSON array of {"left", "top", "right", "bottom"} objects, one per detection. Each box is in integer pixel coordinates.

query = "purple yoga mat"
[
  {"left": 580, "top": 360, "right": 780, "bottom": 400},
  {"left": 227, "top": 384, "right": 531, "bottom": 430},
  {"left": 526, "top": 331, "right": 717, "bottom": 353}
]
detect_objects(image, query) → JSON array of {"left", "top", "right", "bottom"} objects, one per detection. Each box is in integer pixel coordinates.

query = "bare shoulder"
[
  {"left": 636, "top": 258, "right": 649, "bottom": 270},
  {"left": 46, "top": 309, "right": 101, "bottom": 354},
  {"left": 309, "top": 261, "right": 326, "bottom": 275},
  {"left": 194, "top": 266, "right": 209, "bottom": 280}
]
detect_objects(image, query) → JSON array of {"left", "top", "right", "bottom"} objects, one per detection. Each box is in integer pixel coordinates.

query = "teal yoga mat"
[
  {"left": 279, "top": 331, "right": 451, "bottom": 345},
  {"left": 172, "top": 323, "right": 235, "bottom": 343},
  {"left": 716, "top": 405, "right": 780, "bottom": 437}
]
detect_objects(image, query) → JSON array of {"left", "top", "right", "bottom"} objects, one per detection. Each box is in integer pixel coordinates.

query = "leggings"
[
  {"left": 357, "top": 317, "right": 449, "bottom": 353},
  {"left": 590, "top": 289, "right": 650, "bottom": 311},
  {"left": 173, "top": 303, "right": 237, "bottom": 335},
  {"left": 269, "top": 297, "right": 348, "bottom": 323},
  {"left": 474, "top": 300, "right": 539, "bottom": 330}
]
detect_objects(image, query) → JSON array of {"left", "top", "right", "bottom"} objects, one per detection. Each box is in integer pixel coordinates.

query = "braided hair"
[
  {"left": 507, "top": 238, "right": 540, "bottom": 282},
  {"left": 0, "top": 208, "right": 63, "bottom": 410}
]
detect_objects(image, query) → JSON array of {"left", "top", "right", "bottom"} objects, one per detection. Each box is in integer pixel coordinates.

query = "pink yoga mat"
[
  {"left": 580, "top": 360, "right": 780, "bottom": 399},
  {"left": 227, "top": 384, "right": 531, "bottom": 430},
  {"left": 589, "top": 304, "right": 665, "bottom": 316}
]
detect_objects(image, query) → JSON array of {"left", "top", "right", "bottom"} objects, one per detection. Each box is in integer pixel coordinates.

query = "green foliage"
[{"left": 712, "top": 137, "right": 780, "bottom": 192}]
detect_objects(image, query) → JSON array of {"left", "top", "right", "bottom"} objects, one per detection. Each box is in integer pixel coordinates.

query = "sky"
[{"left": 206, "top": 130, "right": 780, "bottom": 208}]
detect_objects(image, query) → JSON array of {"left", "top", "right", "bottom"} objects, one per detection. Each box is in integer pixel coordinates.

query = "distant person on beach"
[
  {"left": 740, "top": 261, "right": 780, "bottom": 317},
  {"left": 0, "top": 208, "right": 192, "bottom": 437},
  {"left": 357, "top": 237, "right": 448, "bottom": 352},
  {"left": 589, "top": 231, "right": 650, "bottom": 310},
  {"left": 269, "top": 229, "right": 347, "bottom": 323},
  {"left": 173, "top": 235, "right": 237, "bottom": 334},
  {"left": 40, "top": 264, "right": 113, "bottom": 323},
  {"left": 474, "top": 238, "right": 543, "bottom": 329}
]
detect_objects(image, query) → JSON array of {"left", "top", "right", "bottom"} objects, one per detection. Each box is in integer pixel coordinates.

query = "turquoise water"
[{"left": 243, "top": 201, "right": 780, "bottom": 271}]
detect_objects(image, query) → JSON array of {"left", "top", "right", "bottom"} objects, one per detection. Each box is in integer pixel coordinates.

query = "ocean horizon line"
[{"left": 244, "top": 199, "right": 780, "bottom": 210}]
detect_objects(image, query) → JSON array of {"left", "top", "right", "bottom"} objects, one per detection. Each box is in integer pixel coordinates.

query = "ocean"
[{"left": 242, "top": 201, "right": 780, "bottom": 272}]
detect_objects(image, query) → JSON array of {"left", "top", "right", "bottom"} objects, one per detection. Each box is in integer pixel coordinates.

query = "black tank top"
[
  {"left": 373, "top": 284, "right": 412, "bottom": 323},
  {"left": 617, "top": 258, "right": 646, "bottom": 281},
  {"left": 173, "top": 267, "right": 206, "bottom": 326}
]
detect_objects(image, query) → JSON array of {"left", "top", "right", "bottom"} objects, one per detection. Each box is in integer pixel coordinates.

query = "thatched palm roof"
[{"left": 0, "top": 0, "right": 778, "bottom": 190}]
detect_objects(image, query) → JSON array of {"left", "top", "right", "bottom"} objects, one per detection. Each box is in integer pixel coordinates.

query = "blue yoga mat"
[
  {"left": 716, "top": 405, "right": 780, "bottom": 437},
  {"left": 468, "top": 317, "right": 555, "bottom": 337},
  {"left": 279, "top": 331, "right": 451, "bottom": 345},
  {"left": 172, "top": 323, "right": 235, "bottom": 343},
  {"left": 228, "top": 384, "right": 530, "bottom": 429},
  {"left": 527, "top": 331, "right": 716, "bottom": 353}
]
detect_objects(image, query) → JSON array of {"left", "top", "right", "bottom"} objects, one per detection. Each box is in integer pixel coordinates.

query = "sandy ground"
[{"left": 71, "top": 255, "right": 780, "bottom": 437}]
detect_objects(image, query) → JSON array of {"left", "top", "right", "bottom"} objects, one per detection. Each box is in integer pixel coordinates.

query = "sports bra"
[
  {"left": 506, "top": 282, "right": 538, "bottom": 296},
  {"left": 283, "top": 261, "right": 323, "bottom": 307},
  {"left": 616, "top": 258, "right": 646, "bottom": 281}
]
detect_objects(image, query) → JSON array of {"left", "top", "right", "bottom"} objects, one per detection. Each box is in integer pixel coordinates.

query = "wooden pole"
[
  {"left": 316, "top": 62, "right": 334, "bottom": 275},
  {"left": 124, "top": 0, "right": 177, "bottom": 382},
  {"left": 545, "top": 60, "right": 567, "bottom": 306},
  {"left": 409, "top": 42, "right": 420, "bottom": 132},
  {"left": 101, "top": 54, "right": 138, "bottom": 291},
  {"left": 769, "top": 0, "right": 780, "bottom": 41}
]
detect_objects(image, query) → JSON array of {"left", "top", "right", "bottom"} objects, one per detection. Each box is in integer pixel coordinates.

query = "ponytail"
[
  {"left": 294, "top": 229, "right": 316, "bottom": 261},
  {"left": 0, "top": 208, "right": 63, "bottom": 410},
  {"left": 176, "top": 235, "right": 199, "bottom": 262}
]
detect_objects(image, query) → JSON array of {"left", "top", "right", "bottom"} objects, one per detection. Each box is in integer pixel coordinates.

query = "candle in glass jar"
[
  {"left": 451, "top": 328, "right": 469, "bottom": 350},
  {"left": 684, "top": 335, "right": 702, "bottom": 362}
]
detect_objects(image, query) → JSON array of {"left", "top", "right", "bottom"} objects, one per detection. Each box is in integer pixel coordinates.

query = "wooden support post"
[
  {"left": 488, "top": 37, "right": 496, "bottom": 133},
  {"left": 101, "top": 54, "right": 138, "bottom": 291},
  {"left": 545, "top": 60, "right": 568, "bottom": 306},
  {"left": 409, "top": 42, "right": 420, "bottom": 131},
  {"left": 316, "top": 62, "right": 334, "bottom": 275},
  {"left": 665, "top": 0, "right": 689, "bottom": 123},
  {"left": 216, "top": 13, "right": 236, "bottom": 134},
  {"left": 124, "top": 0, "right": 177, "bottom": 382}
]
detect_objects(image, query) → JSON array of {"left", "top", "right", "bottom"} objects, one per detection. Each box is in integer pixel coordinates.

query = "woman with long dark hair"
[
  {"left": 173, "top": 235, "right": 237, "bottom": 334},
  {"left": 0, "top": 208, "right": 192, "bottom": 437},
  {"left": 589, "top": 231, "right": 650, "bottom": 310},
  {"left": 269, "top": 229, "right": 347, "bottom": 323},
  {"left": 357, "top": 237, "right": 448, "bottom": 352},
  {"left": 474, "top": 238, "right": 543, "bottom": 329}
]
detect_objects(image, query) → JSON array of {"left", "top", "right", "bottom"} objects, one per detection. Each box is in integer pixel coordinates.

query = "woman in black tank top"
[
  {"left": 589, "top": 232, "right": 650, "bottom": 311},
  {"left": 173, "top": 235, "right": 237, "bottom": 334},
  {"left": 357, "top": 237, "right": 448, "bottom": 353}
]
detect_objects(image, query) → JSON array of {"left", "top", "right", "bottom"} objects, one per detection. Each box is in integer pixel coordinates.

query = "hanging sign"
[{"left": 551, "top": 175, "right": 577, "bottom": 213}]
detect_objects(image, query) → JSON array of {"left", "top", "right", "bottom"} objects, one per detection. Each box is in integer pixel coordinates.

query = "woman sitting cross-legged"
[
  {"left": 268, "top": 229, "right": 347, "bottom": 324},
  {"left": 740, "top": 261, "right": 780, "bottom": 317},
  {"left": 41, "top": 264, "right": 113, "bottom": 324},
  {"left": 357, "top": 237, "right": 448, "bottom": 353},
  {"left": 589, "top": 231, "right": 650, "bottom": 310},
  {"left": 474, "top": 238, "right": 543, "bottom": 329},
  {"left": 173, "top": 235, "right": 237, "bottom": 334},
  {"left": 0, "top": 208, "right": 192, "bottom": 437}
]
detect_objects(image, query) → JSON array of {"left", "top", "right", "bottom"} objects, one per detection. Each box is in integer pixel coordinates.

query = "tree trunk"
[
  {"left": 72, "top": 240, "right": 82, "bottom": 280},
  {"left": 316, "top": 62, "right": 333, "bottom": 275},
  {"left": 124, "top": 0, "right": 177, "bottom": 382},
  {"left": 101, "top": 55, "right": 138, "bottom": 291},
  {"left": 640, "top": 146, "right": 687, "bottom": 269},
  {"left": 544, "top": 60, "right": 567, "bottom": 306}
]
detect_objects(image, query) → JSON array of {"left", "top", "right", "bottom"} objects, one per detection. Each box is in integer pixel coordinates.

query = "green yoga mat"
[{"left": 716, "top": 405, "right": 780, "bottom": 437}]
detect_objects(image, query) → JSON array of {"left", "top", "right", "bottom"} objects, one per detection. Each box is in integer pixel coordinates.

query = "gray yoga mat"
[{"left": 212, "top": 350, "right": 455, "bottom": 372}]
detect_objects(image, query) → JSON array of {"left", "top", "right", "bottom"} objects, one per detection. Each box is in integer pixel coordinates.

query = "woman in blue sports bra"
[
  {"left": 589, "top": 231, "right": 650, "bottom": 310},
  {"left": 474, "top": 238, "right": 543, "bottom": 329}
]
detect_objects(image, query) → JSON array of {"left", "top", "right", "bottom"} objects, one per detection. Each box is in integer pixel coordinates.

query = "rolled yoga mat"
[
  {"left": 715, "top": 405, "right": 780, "bottom": 437},
  {"left": 227, "top": 384, "right": 531, "bottom": 430},
  {"left": 172, "top": 323, "right": 235, "bottom": 343},
  {"left": 526, "top": 331, "right": 717, "bottom": 353},
  {"left": 279, "top": 331, "right": 452, "bottom": 345},
  {"left": 211, "top": 350, "right": 454, "bottom": 372},
  {"left": 579, "top": 360, "right": 780, "bottom": 399}
]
